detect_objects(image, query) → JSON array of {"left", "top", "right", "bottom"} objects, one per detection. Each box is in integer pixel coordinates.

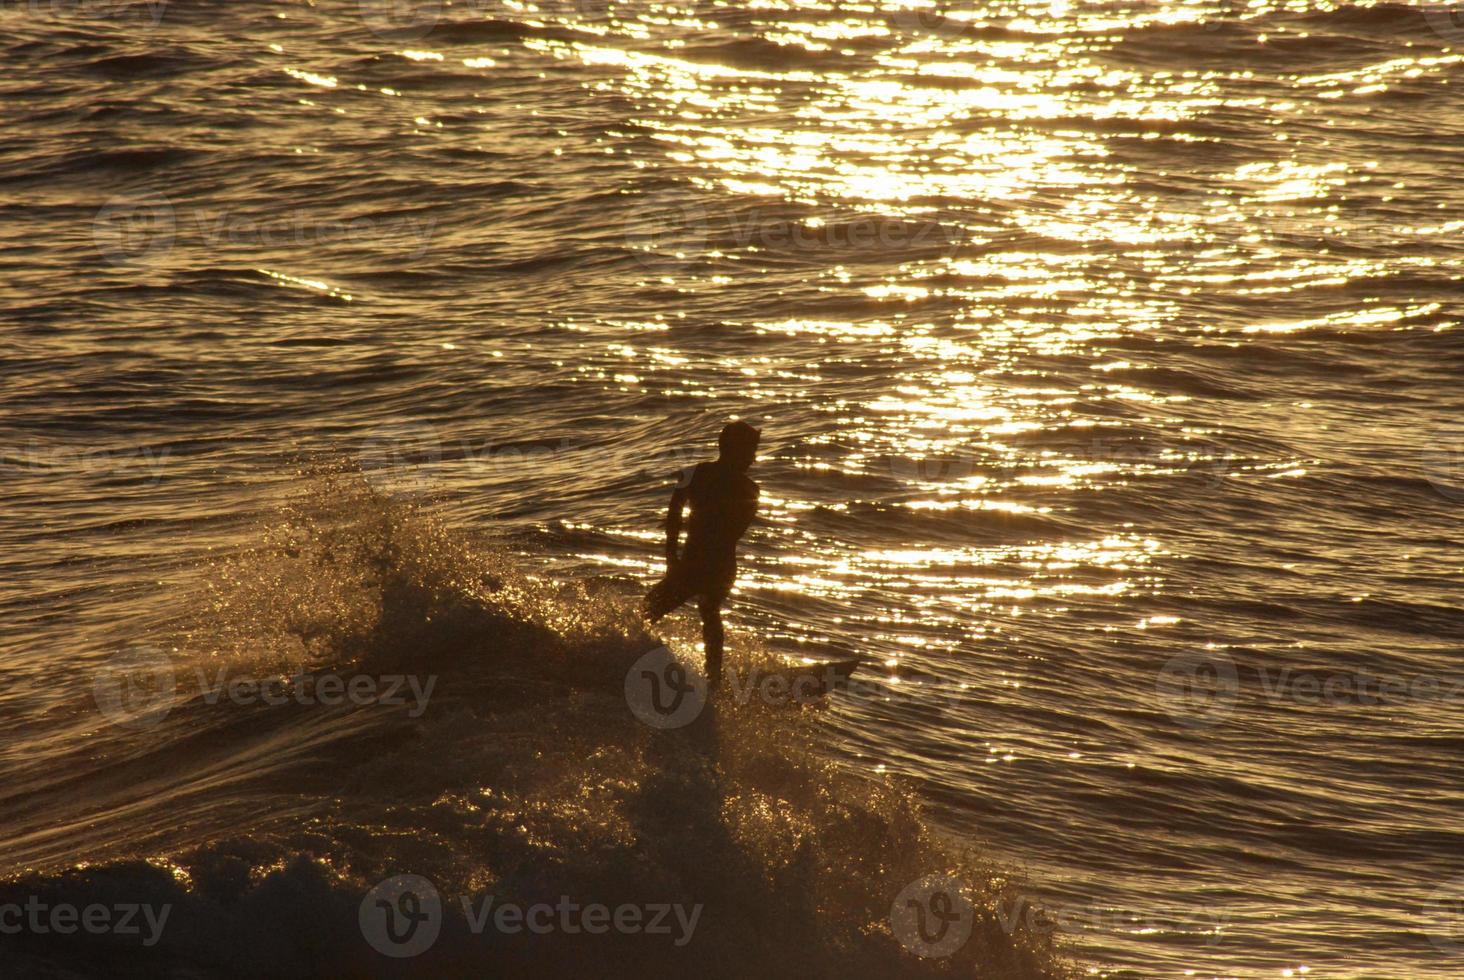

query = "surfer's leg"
[{"left": 697, "top": 594, "right": 724, "bottom": 690}]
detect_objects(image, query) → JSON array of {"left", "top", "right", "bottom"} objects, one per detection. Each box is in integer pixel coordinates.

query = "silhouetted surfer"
[{"left": 644, "top": 420, "right": 761, "bottom": 690}]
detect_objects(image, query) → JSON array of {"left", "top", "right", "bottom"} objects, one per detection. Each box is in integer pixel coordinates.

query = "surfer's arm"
[
  {"left": 730, "top": 480, "right": 759, "bottom": 540},
  {"left": 664, "top": 485, "right": 687, "bottom": 564}
]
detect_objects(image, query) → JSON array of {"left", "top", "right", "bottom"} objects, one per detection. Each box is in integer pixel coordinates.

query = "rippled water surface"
[{"left": 4, "top": 1, "right": 1464, "bottom": 976}]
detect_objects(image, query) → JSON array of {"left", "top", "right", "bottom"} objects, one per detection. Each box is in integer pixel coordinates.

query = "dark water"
[{"left": 4, "top": 1, "right": 1464, "bottom": 976}]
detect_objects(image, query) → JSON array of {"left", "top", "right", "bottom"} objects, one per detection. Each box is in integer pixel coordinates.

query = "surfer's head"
[{"left": 718, "top": 419, "right": 760, "bottom": 471}]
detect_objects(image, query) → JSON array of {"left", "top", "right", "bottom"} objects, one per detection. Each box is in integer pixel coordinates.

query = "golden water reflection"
[{"left": 545, "top": 2, "right": 1441, "bottom": 672}]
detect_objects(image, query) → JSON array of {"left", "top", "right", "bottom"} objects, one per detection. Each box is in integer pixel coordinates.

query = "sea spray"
[{"left": 3, "top": 468, "right": 1070, "bottom": 978}]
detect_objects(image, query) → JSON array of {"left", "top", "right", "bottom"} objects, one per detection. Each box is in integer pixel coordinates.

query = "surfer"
[{"left": 644, "top": 420, "right": 761, "bottom": 690}]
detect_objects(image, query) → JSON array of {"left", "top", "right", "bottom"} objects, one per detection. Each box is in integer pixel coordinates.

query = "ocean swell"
[{"left": 0, "top": 471, "right": 1067, "bottom": 979}]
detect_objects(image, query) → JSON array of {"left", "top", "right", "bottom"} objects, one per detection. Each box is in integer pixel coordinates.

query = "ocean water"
[{"left": 3, "top": 0, "right": 1463, "bottom": 976}]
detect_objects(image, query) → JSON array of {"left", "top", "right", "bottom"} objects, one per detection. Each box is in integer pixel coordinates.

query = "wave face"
[
  {"left": 0, "top": 473, "right": 1064, "bottom": 978},
  {"left": 4, "top": 0, "right": 1464, "bottom": 976}
]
